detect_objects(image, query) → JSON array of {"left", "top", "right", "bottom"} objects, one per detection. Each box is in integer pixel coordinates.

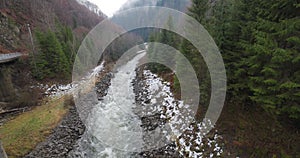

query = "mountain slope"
[
  {"left": 0, "top": 0, "right": 105, "bottom": 53},
  {"left": 76, "top": 0, "right": 106, "bottom": 17},
  {"left": 116, "top": 0, "right": 191, "bottom": 40}
]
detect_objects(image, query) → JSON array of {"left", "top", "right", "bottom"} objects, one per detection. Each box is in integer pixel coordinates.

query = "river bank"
[
  {"left": 132, "top": 66, "right": 181, "bottom": 158},
  {"left": 133, "top": 66, "right": 224, "bottom": 158},
  {"left": 0, "top": 61, "right": 113, "bottom": 158},
  {"left": 24, "top": 66, "right": 113, "bottom": 158},
  {"left": 2, "top": 52, "right": 297, "bottom": 157}
]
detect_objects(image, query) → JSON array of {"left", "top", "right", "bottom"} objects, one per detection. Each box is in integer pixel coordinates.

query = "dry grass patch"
[{"left": 0, "top": 96, "right": 72, "bottom": 158}]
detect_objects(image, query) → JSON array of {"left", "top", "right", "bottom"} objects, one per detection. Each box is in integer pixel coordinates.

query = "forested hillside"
[
  {"left": 189, "top": 0, "right": 300, "bottom": 123},
  {"left": 0, "top": 0, "right": 299, "bottom": 157},
  {"left": 0, "top": 0, "right": 103, "bottom": 50},
  {"left": 146, "top": 0, "right": 299, "bottom": 157},
  {"left": 0, "top": 0, "right": 105, "bottom": 157},
  {"left": 0, "top": 0, "right": 107, "bottom": 111},
  {"left": 0, "top": 0, "right": 106, "bottom": 78},
  {"left": 118, "top": 0, "right": 191, "bottom": 40},
  {"left": 191, "top": 1, "right": 299, "bottom": 155}
]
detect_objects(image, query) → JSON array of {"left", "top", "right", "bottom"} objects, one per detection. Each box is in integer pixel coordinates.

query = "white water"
[
  {"left": 72, "top": 53, "right": 146, "bottom": 157},
  {"left": 70, "top": 51, "right": 224, "bottom": 157}
]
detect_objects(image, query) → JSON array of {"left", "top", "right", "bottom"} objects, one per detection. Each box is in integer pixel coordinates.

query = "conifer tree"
[
  {"left": 247, "top": 0, "right": 300, "bottom": 118},
  {"left": 148, "top": 16, "right": 177, "bottom": 73},
  {"left": 174, "top": 0, "right": 211, "bottom": 106},
  {"left": 34, "top": 30, "right": 69, "bottom": 79}
]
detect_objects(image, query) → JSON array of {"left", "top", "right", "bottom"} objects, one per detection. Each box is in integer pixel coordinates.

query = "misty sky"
[{"left": 88, "top": 0, "right": 128, "bottom": 17}]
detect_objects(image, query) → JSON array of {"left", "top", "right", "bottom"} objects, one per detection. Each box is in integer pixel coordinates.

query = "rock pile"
[
  {"left": 24, "top": 106, "right": 85, "bottom": 158},
  {"left": 132, "top": 67, "right": 182, "bottom": 158},
  {"left": 132, "top": 67, "right": 224, "bottom": 157}
]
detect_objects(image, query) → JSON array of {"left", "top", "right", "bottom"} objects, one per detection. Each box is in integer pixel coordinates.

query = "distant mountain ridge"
[
  {"left": 119, "top": 0, "right": 159, "bottom": 11},
  {"left": 118, "top": 0, "right": 191, "bottom": 13},
  {"left": 76, "top": 0, "right": 107, "bottom": 17},
  {"left": 114, "top": 0, "right": 191, "bottom": 40}
]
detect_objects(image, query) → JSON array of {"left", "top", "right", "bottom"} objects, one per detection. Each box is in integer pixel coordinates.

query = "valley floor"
[{"left": 0, "top": 60, "right": 299, "bottom": 158}]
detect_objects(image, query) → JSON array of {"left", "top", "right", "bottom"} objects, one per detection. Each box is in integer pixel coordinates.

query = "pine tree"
[
  {"left": 147, "top": 16, "right": 177, "bottom": 73},
  {"left": 34, "top": 30, "right": 70, "bottom": 79},
  {"left": 212, "top": 0, "right": 257, "bottom": 101},
  {"left": 247, "top": 0, "right": 300, "bottom": 118},
  {"left": 226, "top": 0, "right": 258, "bottom": 102},
  {"left": 188, "top": 0, "right": 209, "bottom": 25},
  {"left": 174, "top": 0, "right": 212, "bottom": 106}
]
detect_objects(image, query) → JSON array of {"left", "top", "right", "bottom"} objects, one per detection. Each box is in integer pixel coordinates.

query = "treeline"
[
  {"left": 198, "top": 0, "right": 300, "bottom": 121},
  {"left": 104, "top": 33, "right": 144, "bottom": 62},
  {"left": 32, "top": 24, "right": 76, "bottom": 80},
  {"left": 1, "top": 0, "right": 105, "bottom": 81},
  {"left": 148, "top": 0, "right": 300, "bottom": 121},
  {"left": 32, "top": 23, "right": 144, "bottom": 81},
  {"left": 147, "top": 18, "right": 211, "bottom": 107}
]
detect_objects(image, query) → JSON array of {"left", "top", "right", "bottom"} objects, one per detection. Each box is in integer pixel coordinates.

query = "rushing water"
[
  {"left": 70, "top": 50, "right": 224, "bottom": 158},
  {"left": 70, "top": 53, "right": 146, "bottom": 158}
]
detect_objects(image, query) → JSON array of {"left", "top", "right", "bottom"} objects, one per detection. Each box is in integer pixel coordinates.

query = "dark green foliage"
[
  {"left": 33, "top": 30, "right": 70, "bottom": 80},
  {"left": 188, "top": 0, "right": 209, "bottom": 24},
  {"left": 176, "top": 39, "right": 211, "bottom": 106},
  {"left": 187, "top": 0, "right": 300, "bottom": 120},
  {"left": 148, "top": 16, "right": 178, "bottom": 73},
  {"left": 56, "top": 23, "right": 77, "bottom": 63},
  {"left": 31, "top": 22, "right": 78, "bottom": 80},
  {"left": 246, "top": 0, "right": 300, "bottom": 118}
]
